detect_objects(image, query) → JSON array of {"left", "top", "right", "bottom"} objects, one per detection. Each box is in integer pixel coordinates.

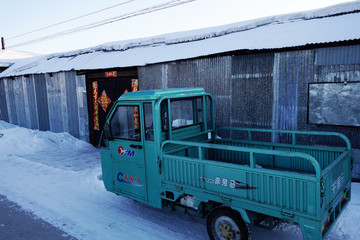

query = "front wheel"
[{"left": 206, "top": 208, "right": 248, "bottom": 240}]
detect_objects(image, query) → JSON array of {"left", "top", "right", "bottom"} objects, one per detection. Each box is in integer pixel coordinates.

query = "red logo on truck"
[
  {"left": 117, "top": 146, "right": 135, "bottom": 157},
  {"left": 118, "top": 146, "right": 125, "bottom": 155}
]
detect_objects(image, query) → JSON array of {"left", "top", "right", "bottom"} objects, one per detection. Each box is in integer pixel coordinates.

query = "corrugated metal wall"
[
  {"left": 1, "top": 44, "right": 359, "bottom": 179},
  {"left": 139, "top": 57, "right": 233, "bottom": 128},
  {"left": 139, "top": 45, "right": 360, "bottom": 179},
  {"left": 0, "top": 79, "right": 8, "bottom": 121},
  {"left": 313, "top": 45, "right": 360, "bottom": 179},
  {"left": 0, "top": 71, "right": 89, "bottom": 141}
]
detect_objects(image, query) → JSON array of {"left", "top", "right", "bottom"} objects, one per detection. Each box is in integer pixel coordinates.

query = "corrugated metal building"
[{"left": 0, "top": 2, "right": 360, "bottom": 179}]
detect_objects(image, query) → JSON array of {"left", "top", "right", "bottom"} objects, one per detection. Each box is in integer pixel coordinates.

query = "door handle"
[{"left": 130, "top": 144, "right": 143, "bottom": 149}]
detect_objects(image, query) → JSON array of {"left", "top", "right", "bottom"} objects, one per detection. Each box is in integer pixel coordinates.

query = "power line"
[
  {"left": 7, "top": 0, "right": 195, "bottom": 49},
  {"left": 7, "top": 0, "right": 135, "bottom": 40}
]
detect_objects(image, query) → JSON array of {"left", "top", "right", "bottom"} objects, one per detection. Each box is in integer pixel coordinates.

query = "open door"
[
  {"left": 108, "top": 104, "right": 147, "bottom": 201},
  {"left": 85, "top": 67, "right": 138, "bottom": 146}
]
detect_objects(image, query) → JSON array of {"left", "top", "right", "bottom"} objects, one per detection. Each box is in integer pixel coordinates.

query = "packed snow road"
[
  {"left": 0, "top": 194, "right": 75, "bottom": 240},
  {"left": 0, "top": 120, "right": 359, "bottom": 240}
]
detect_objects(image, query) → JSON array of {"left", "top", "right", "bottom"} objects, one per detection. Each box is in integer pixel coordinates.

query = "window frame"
[
  {"left": 307, "top": 81, "right": 360, "bottom": 128},
  {"left": 161, "top": 96, "right": 204, "bottom": 132},
  {"left": 109, "top": 104, "right": 142, "bottom": 142},
  {"left": 143, "top": 102, "right": 154, "bottom": 141}
]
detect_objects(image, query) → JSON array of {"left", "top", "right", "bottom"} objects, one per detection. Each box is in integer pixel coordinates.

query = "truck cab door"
[{"left": 108, "top": 104, "right": 147, "bottom": 202}]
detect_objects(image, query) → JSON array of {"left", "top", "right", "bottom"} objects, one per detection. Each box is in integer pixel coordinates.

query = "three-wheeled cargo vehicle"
[{"left": 100, "top": 88, "right": 352, "bottom": 240}]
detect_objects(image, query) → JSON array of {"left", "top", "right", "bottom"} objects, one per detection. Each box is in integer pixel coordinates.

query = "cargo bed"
[{"left": 160, "top": 128, "right": 352, "bottom": 240}]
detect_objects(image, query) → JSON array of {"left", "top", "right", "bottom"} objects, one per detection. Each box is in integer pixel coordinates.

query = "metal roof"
[{"left": 1, "top": 2, "right": 360, "bottom": 78}]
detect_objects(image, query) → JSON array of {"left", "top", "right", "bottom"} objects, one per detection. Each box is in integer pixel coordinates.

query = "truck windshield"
[
  {"left": 161, "top": 97, "right": 203, "bottom": 130},
  {"left": 110, "top": 105, "right": 141, "bottom": 141}
]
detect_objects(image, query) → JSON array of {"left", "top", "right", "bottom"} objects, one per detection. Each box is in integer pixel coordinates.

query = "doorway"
[{"left": 85, "top": 67, "right": 138, "bottom": 146}]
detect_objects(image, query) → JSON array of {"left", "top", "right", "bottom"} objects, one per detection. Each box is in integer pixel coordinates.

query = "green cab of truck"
[{"left": 100, "top": 88, "right": 353, "bottom": 240}]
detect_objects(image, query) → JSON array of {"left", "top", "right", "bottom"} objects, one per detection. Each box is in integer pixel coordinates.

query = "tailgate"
[{"left": 320, "top": 150, "right": 352, "bottom": 237}]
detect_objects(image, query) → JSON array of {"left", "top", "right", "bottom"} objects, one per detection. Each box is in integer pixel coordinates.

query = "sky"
[{"left": 0, "top": 0, "right": 355, "bottom": 54}]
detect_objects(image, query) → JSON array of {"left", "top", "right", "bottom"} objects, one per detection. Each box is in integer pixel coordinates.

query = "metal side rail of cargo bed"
[{"left": 159, "top": 129, "right": 352, "bottom": 240}]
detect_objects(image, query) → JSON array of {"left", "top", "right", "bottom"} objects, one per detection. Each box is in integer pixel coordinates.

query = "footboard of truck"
[{"left": 159, "top": 128, "right": 352, "bottom": 240}]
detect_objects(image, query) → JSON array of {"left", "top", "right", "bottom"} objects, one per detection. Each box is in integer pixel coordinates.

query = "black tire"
[{"left": 206, "top": 207, "right": 248, "bottom": 240}]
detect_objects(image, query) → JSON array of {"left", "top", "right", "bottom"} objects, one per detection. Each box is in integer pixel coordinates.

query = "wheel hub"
[{"left": 219, "top": 223, "right": 234, "bottom": 239}]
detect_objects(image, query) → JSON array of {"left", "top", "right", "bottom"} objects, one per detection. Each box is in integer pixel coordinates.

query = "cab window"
[
  {"left": 144, "top": 103, "right": 154, "bottom": 141},
  {"left": 110, "top": 105, "right": 141, "bottom": 141},
  {"left": 161, "top": 97, "right": 203, "bottom": 131}
]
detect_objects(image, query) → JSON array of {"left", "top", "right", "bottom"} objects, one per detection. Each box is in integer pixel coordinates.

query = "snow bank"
[
  {"left": 0, "top": 121, "right": 90, "bottom": 155},
  {"left": 0, "top": 120, "right": 359, "bottom": 240}
]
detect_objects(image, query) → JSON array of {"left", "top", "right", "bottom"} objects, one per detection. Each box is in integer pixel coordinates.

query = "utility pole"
[{"left": 1, "top": 37, "right": 5, "bottom": 50}]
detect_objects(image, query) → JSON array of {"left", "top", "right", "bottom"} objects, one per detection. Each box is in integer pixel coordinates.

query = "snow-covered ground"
[{"left": 0, "top": 120, "right": 359, "bottom": 240}]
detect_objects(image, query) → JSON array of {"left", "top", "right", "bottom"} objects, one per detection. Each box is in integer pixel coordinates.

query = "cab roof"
[{"left": 118, "top": 88, "right": 206, "bottom": 101}]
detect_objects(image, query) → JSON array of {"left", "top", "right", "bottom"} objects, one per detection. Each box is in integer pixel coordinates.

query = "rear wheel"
[{"left": 206, "top": 208, "right": 248, "bottom": 240}]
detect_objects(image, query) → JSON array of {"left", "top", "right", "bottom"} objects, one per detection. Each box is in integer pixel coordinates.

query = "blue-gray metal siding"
[
  {"left": 5, "top": 79, "right": 18, "bottom": 125},
  {"left": 65, "top": 71, "right": 80, "bottom": 138},
  {"left": 0, "top": 79, "right": 8, "bottom": 122},
  {"left": 34, "top": 74, "right": 50, "bottom": 131},
  {"left": 231, "top": 53, "right": 274, "bottom": 130},
  {"left": 25, "top": 75, "right": 39, "bottom": 129},
  {"left": 0, "top": 71, "right": 88, "bottom": 141},
  {"left": 315, "top": 45, "right": 360, "bottom": 66},
  {"left": 0, "top": 44, "right": 359, "bottom": 178},
  {"left": 139, "top": 44, "right": 360, "bottom": 179}
]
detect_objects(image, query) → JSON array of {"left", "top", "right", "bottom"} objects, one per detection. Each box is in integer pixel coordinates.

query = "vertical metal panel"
[
  {"left": 315, "top": 45, "right": 360, "bottom": 66},
  {"left": 76, "top": 74, "right": 89, "bottom": 141},
  {"left": 197, "top": 57, "right": 232, "bottom": 128},
  {"left": 46, "top": 73, "right": 63, "bottom": 132},
  {"left": 5, "top": 78, "right": 17, "bottom": 124},
  {"left": 58, "top": 72, "right": 69, "bottom": 132},
  {"left": 314, "top": 63, "right": 360, "bottom": 83},
  {"left": 21, "top": 76, "right": 31, "bottom": 128},
  {"left": 34, "top": 74, "right": 50, "bottom": 131},
  {"left": 275, "top": 50, "right": 314, "bottom": 132},
  {"left": 138, "top": 65, "right": 164, "bottom": 90},
  {"left": 139, "top": 56, "right": 233, "bottom": 128},
  {"left": 14, "top": 76, "right": 27, "bottom": 128},
  {"left": 167, "top": 61, "right": 198, "bottom": 88},
  {"left": 65, "top": 71, "right": 80, "bottom": 138},
  {"left": 26, "top": 75, "right": 39, "bottom": 129},
  {"left": 0, "top": 79, "right": 9, "bottom": 121},
  {"left": 231, "top": 53, "right": 274, "bottom": 131}
]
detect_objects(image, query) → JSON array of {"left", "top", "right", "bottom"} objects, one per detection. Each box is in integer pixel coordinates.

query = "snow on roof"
[
  {"left": 1, "top": 1, "right": 360, "bottom": 78},
  {"left": 0, "top": 50, "right": 39, "bottom": 67}
]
